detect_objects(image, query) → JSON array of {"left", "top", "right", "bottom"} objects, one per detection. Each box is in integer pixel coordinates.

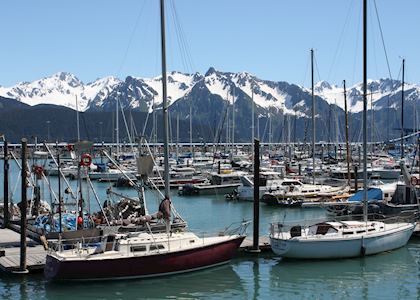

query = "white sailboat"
[{"left": 269, "top": 0, "right": 416, "bottom": 259}]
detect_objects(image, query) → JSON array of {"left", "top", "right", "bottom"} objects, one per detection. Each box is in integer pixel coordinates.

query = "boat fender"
[
  {"left": 40, "top": 235, "right": 49, "bottom": 251},
  {"left": 411, "top": 176, "right": 419, "bottom": 186},
  {"left": 360, "top": 236, "right": 366, "bottom": 256}
]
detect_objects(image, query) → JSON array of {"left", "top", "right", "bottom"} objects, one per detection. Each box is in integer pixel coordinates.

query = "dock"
[
  {"left": 0, "top": 228, "right": 46, "bottom": 273},
  {"left": 239, "top": 236, "right": 271, "bottom": 252}
]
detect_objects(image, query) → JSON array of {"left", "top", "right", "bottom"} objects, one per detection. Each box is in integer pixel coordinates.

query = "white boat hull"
[{"left": 270, "top": 223, "right": 414, "bottom": 259}]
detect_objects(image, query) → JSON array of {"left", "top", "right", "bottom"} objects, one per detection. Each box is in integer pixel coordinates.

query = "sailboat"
[
  {"left": 269, "top": 0, "right": 416, "bottom": 259},
  {"left": 44, "top": 0, "right": 248, "bottom": 280}
]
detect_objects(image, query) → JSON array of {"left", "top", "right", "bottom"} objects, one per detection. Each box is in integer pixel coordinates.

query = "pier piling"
[
  {"left": 3, "top": 140, "right": 9, "bottom": 228},
  {"left": 252, "top": 139, "right": 260, "bottom": 252},
  {"left": 354, "top": 165, "right": 359, "bottom": 192},
  {"left": 19, "top": 138, "right": 28, "bottom": 273}
]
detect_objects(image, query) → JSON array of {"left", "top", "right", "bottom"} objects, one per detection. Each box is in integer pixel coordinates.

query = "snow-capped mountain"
[
  {"left": 203, "top": 67, "right": 303, "bottom": 116},
  {"left": 0, "top": 69, "right": 418, "bottom": 143},
  {"left": 92, "top": 71, "right": 202, "bottom": 112},
  {"left": 0, "top": 72, "right": 121, "bottom": 111},
  {"left": 313, "top": 78, "right": 420, "bottom": 113},
  {"left": 0, "top": 69, "right": 418, "bottom": 118}
]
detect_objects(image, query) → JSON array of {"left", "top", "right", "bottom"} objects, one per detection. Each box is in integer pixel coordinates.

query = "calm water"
[{"left": 1, "top": 160, "right": 420, "bottom": 299}]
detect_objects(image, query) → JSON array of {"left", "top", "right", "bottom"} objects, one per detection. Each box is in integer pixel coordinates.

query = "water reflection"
[
  {"left": 45, "top": 264, "right": 246, "bottom": 300},
  {"left": 1, "top": 243, "right": 420, "bottom": 299},
  {"left": 268, "top": 242, "right": 420, "bottom": 299},
  {"left": 0, "top": 273, "right": 46, "bottom": 300}
]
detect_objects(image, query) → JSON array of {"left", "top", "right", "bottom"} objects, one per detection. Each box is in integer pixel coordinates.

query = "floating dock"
[
  {"left": 239, "top": 236, "right": 271, "bottom": 252},
  {"left": 0, "top": 228, "right": 46, "bottom": 273}
]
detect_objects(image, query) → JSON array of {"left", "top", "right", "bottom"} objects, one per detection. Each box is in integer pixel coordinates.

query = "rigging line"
[
  {"left": 327, "top": 0, "right": 354, "bottom": 82},
  {"left": 369, "top": 2, "right": 379, "bottom": 79},
  {"left": 300, "top": 53, "right": 310, "bottom": 88},
  {"left": 141, "top": 107, "right": 152, "bottom": 137},
  {"left": 171, "top": 0, "right": 196, "bottom": 71},
  {"left": 170, "top": 0, "right": 195, "bottom": 73},
  {"left": 313, "top": 52, "right": 322, "bottom": 84},
  {"left": 351, "top": 1, "right": 362, "bottom": 86},
  {"left": 373, "top": 0, "right": 393, "bottom": 80},
  {"left": 169, "top": 0, "right": 189, "bottom": 72},
  {"left": 396, "top": 62, "right": 402, "bottom": 82},
  {"left": 116, "top": 0, "right": 148, "bottom": 77}
]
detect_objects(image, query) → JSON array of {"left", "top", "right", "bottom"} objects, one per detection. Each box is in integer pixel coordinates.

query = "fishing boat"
[
  {"left": 44, "top": 0, "right": 248, "bottom": 280},
  {"left": 269, "top": 1, "right": 416, "bottom": 259}
]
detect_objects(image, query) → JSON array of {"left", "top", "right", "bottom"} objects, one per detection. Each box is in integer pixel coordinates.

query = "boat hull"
[
  {"left": 44, "top": 236, "right": 245, "bottom": 281},
  {"left": 270, "top": 224, "right": 414, "bottom": 259}
]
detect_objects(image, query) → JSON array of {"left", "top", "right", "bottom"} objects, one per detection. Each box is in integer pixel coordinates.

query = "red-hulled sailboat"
[{"left": 44, "top": 0, "right": 248, "bottom": 281}]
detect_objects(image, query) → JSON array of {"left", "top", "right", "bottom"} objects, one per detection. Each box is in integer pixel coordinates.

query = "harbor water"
[{"left": 1, "top": 161, "right": 420, "bottom": 299}]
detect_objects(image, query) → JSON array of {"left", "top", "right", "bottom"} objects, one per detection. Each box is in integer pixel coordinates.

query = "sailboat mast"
[
  {"left": 76, "top": 95, "right": 80, "bottom": 141},
  {"left": 190, "top": 98, "right": 193, "bottom": 156},
  {"left": 251, "top": 89, "right": 254, "bottom": 143},
  {"left": 160, "top": 0, "right": 170, "bottom": 198},
  {"left": 232, "top": 87, "right": 235, "bottom": 153},
  {"left": 311, "top": 48, "right": 315, "bottom": 185},
  {"left": 344, "top": 80, "right": 351, "bottom": 186},
  {"left": 401, "top": 58, "right": 405, "bottom": 159},
  {"left": 363, "top": 0, "right": 368, "bottom": 222},
  {"left": 176, "top": 112, "right": 179, "bottom": 161},
  {"left": 116, "top": 98, "right": 120, "bottom": 156}
]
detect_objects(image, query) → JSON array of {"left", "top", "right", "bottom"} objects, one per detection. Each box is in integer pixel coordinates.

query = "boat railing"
[
  {"left": 270, "top": 212, "right": 418, "bottom": 238},
  {"left": 47, "top": 234, "right": 106, "bottom": 255},
  {"left": 190, "top": 220, "right": 251, "bottom": 240}
]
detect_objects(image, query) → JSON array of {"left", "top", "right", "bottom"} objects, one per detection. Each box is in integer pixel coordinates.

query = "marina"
[{"left": 1, "top": 0, "right": 420, "bottom": 299}]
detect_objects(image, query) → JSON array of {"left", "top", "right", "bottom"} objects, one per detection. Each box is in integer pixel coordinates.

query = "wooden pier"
[{"left": 0, "top": 228, "right": 46, "bottom": 272}]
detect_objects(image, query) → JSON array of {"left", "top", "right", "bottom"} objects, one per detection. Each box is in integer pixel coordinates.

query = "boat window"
[
  {"left": 290, "top": 225, "right": 302, "bottom": 237},
  {"left": 259, "top": 178, "right": 267, "bottom": 186},
  {"left": 343, "top": 231, "right": 353, "bottom": 235},
  {"left": 131, "top": 245, "right": 147, "bottom": 252},
  {"left": 211, "top": 175, "right": 222, "bottom": 185},
  {"left": 150, "top": 244, "right": 165, "bottom": 251},
  {"left": 189, "top": 240, "right": 195, "bottom": 243},
  {"left": 315, "top": 223, "right": 337, "bottom": 235}
]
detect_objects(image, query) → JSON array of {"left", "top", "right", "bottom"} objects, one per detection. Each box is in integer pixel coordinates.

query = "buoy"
[{"left": 77, "top": 216, "right": 83, "bottom": 225}]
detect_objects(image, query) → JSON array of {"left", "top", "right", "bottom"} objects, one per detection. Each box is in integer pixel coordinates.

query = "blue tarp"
[
  {"left": 348, "top": 188, "right": 383, "bottom": 202},
  {"left": 34, "top": 213, "right": 92, "bottom": 233}
]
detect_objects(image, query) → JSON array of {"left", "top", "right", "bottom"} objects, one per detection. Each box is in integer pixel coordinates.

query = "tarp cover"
[{"left": 348, "top": 188, "right": 383, "bottom": 202}]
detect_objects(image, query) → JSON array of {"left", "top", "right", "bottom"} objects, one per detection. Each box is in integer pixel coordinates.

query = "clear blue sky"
[{"left": 0, "top": 0, "right": 419, "bottom": 87}]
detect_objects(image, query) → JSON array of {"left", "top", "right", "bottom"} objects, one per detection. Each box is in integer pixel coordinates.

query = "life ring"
[
  {"left": 32, "top": 165, "right": 44, "bottom": 176},
  {"left": 411, "top": 176, "right": 420, "bottom": 186},
  {"left": 80, "top": 153, "right": 92, "bottom": 166}
]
